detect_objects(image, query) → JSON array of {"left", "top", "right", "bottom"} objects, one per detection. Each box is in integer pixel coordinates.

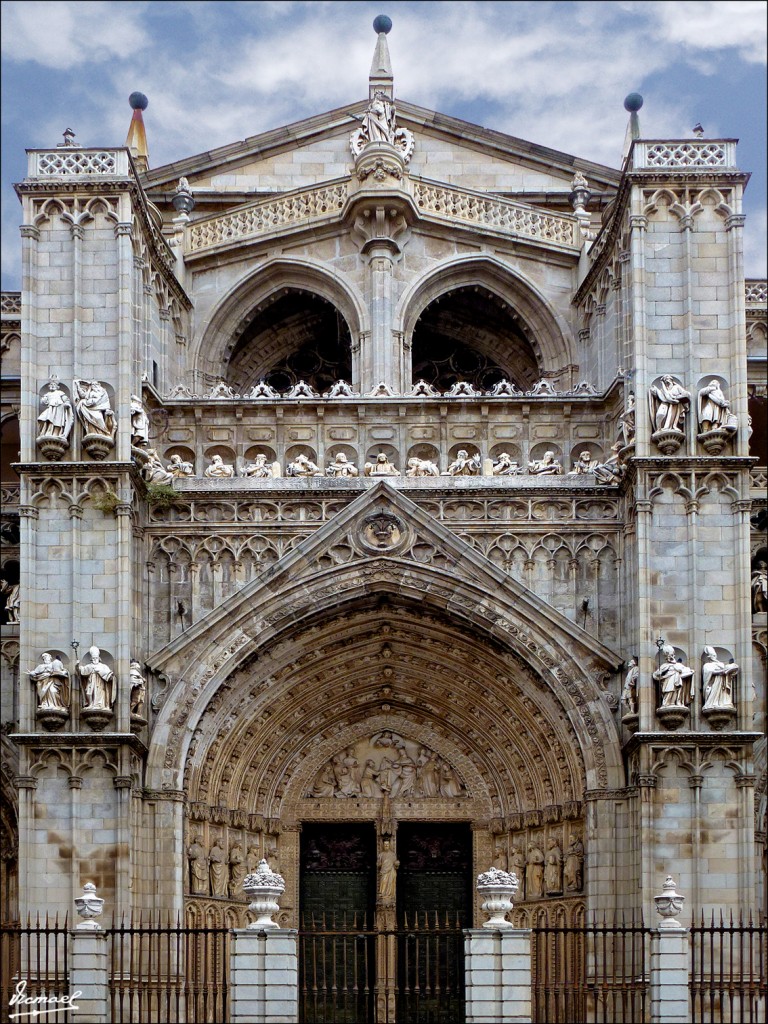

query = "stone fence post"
[
  {"left": 69, "top": 882, "right": 109, "bottom": 1024},
  {"left": 230, "top": 858, "right": 299, "bottom": 1024},
  {"left": 650, "top": 875, "right": 691, "bottom": 1024},
  {"left": 465, "top": 867, "right": 531, "bottom": 1024}
]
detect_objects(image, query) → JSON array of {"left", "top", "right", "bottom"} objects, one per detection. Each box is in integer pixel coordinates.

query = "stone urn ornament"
[
  {"left": 654, "top": 875, "right": 685, "bottom": 929},
  {"left": 75, "top": 881, "right": 104, "bottom": 930},
  {"left": 476, "top": 866, "right": 519, "bottom": 928},
  {"left": 243, "top": 858, "right": 285, "bottom": 929}
]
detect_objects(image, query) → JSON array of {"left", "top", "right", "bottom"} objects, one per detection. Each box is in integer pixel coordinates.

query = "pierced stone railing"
[
  {"left": 750, "top": 467, "right": 767, "bottom": 492},
  {"left": 745, "top": 280, "right": 767, "bottom": 305},
  {"left": 631, "top": 140, "right": 737, "bottom": 170},
  {"left": 27, "top": 148, "right": 130, "bottom": 177},
  {"left": 186, "top": 175, "right": 580, "bottom": 255},
  {"left": 187, "top": 181, "right": 349, "bottom": 253},
  {"left": 410, "top": 179, "right": 578, "bottom": 247},
  {"left": 1, "top": 292, "right": 21, "bottom": 316}
]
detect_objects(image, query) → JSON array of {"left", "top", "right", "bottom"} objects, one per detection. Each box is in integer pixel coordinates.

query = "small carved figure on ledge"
[
  {"left": 286, "top": 453, "right": 322, "bottom": 477},
  {"left": 246, "top": 845, "right": 261, "bottom": 874},
  {"left": 492, "top": 453, "right": 524, "bottom": 475},
  {"left": 204, "top": 455, "right": 235, "bottom": 478},
  {"left": 592, "top": 443, "right": 625, "bottom": 484},
  {"left": 130, "top": 394, "right": 150, "bottom": 447},
  {"left": 443, "top": 450, "right": 481, "bottom": 476},
  {"left": 29, "top": 652, "right": 69, "bottom": 710},
  {"left": 377, "top": 839, "right": 399, "bottom": 905},
  {"left": 528, "top": 451, "right": 563, "bottom": 476},
  {"left": 188, "top": 834, "right": 208, "bottom": 894},
  {"left": 142, "top": 448, "right": 174, "bottom": 485},
  {"left": 406, "top": 457, "right": 440, "bottom": 477},
  {"left": 73, "top": 379, "right": 117, "bottom": 439},
  {"left": 564, "top": 834, "right": 584, "bottom": 892},
  {"left": 544, "top": 838, "right": 563, "bottom": 895},
  {"left": 510, "top": 846, "right": 526, "bottom": 899},
  {"left": 326, "top": 452, "right": 359, "bottom": 477},
  {"left": 37, "top": 382, "right": 74, "bottom": 442},
  {"left": 526, "top": 845, "right": 545, "bottom": 899},
  {"left": 243, "top": 453, "right": 274, "bottom": 478},
  {"left": 0, "top": 579, "right": 20, "bottom": 624},
  {"left": 129, "top": 660, "right": 147, "bottom": 719},
  {"left": 649, "top": 376, "right": 690, "bottom": 434},
  {"left": 569, "top": 450, "right": 594, "bottom": 475},
  {"left": 77, "top": 646, "right": 116, "bottom": 711},
  {"left": 621, "top": 657, "right": 639, "bottom": 715},
  {"left": 620, "top": 392, "right": 636, "bottom": 447},
  {"left": 752, "top": 562, "right": 768, "bottom": 613},
  {"left": 229, "top": 843, "right": 246, "bottom": 897},
  {"left": 167, "top": 454, "right": 194, "bottom": 478},
  {"left": 653, "top": 645, "right": 694, "bottom": 708},
  {"left": 701, "top": 647, "right": 738, "bottom": 712},
  {"left": 364, "top": 452, "right": 399, "bottom": 476},
  {"left": 209, "top": 838, "right": 228, "bottom": 896}
]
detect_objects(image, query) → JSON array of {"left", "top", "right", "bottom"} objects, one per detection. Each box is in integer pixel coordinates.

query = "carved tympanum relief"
[{"left": 307, "top": 732, "right": 466, "bottom": 800}]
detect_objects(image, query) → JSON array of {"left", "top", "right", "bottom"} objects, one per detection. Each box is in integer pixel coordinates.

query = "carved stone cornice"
[
  {"left": 623, "top": 732, "right": 762, "bottom": 759},
  {"left": 142, "top": 788, "right": 185, "bottom": 802},
  {"left": 11, "top": 732, "right": 148, "bottom": 755}
]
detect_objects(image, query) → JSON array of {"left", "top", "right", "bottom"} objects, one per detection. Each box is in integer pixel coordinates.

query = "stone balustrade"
[
  {"left": 630, "top": 139, "right": 738, "bottom": 171},
  {"left": 27, "top": 148, "right": 131, "bottom": 178},
  {"left": 185, "top": 176, "right": 579, "bottom": 256}
]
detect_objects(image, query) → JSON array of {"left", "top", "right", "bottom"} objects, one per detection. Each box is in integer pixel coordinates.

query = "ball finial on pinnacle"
[
  {"left": 373, "top": 15, "right": 392, "bottom": 34},
  {"left": 624, "top": 93, "right": 643, "bottom": 113},
  {"left": 129, "top": 92, "right": 149, "bottom": 111}
]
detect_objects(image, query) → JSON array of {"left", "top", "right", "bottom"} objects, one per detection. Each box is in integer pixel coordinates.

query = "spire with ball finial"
[
  {"left": 126, "top": 92, "right": 150, "bottom": 172},
  {"left": 621, "top": 92, "right": 643, "bottom": 161},
  {"left": 369, "top": 15, "right": 394, "bottom": 100}
]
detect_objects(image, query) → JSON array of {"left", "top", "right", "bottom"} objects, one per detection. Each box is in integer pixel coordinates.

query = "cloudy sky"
[{"left": 1, "top": 0, "right": 766, "bottom": 289}]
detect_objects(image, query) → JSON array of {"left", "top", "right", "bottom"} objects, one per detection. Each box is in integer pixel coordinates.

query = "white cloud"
[
  {"left": 646, "top": 0, "right": 768, "bottom": 65},
  {"left": 1, "top": 0, "right": 149, "bottom": 69}
]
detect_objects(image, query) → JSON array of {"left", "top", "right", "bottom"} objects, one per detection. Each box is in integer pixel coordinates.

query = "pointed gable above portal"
[
  {"left": 143, "top": 98, "right": 621, "bottom": 201},
  {"left": 148, "top": 481, "right": 622, "bottom": 679}
]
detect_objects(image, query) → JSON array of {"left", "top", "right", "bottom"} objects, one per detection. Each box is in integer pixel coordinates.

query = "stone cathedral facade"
[{"left": 1, "top": 22, "right": 766, "bottom": 937}]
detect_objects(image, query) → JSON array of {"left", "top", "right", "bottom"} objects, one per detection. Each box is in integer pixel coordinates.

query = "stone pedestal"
[
  {"left": 650, "top": 926, "right": 690, "bottom": 1024},
  {"left": 464, "top": 928, "right": 531, "bottom": 1024},
  {"left": 70, "top": 929, "right": 109, "bottom": 1024},
  {"left": 230, "top": 929, "right": 298, "bottom": 1024}
]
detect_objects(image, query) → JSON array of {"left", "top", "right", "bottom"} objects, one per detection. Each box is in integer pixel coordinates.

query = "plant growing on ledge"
[
  {"left": 91, "top": 489, "right": 121, "bottom": 515},
  {"left": 144, "top": 483, "right": 179, "bottom": 510}
]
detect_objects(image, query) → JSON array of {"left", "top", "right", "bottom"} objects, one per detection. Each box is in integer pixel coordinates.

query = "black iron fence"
[
  {"left": 531, "top": 917, "right": 651, "bottom": 1024},
  {"left": 105, "top": 916, "right": 230, "bottom": 1024},
  {"left": 690, "top": 912, "right": 767, "bottom": 1024},
  {"left": 0, "top": 915, "right": 70, "bottom": 1024},
  {"left": 299, "top": 911, "right": 465, "bottom": 1024},
  {"left": 2, "top": 912, "right": 766, "bottom": 1023}
]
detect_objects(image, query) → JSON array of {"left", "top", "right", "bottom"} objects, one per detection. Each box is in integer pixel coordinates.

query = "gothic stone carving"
[
  {"left": 73, "top": 379, "right": 117, "bottom": 459},
  {"left": 307, "top": 733, "right": 466, "bottom": 801},
  {"left": 36, "top": 381, "right": 74, "bottom": 460}
]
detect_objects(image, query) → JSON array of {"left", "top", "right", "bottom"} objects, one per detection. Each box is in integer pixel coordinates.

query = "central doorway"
[{"left": 299, "top": 822, "right": 470, "bottom": 1024}]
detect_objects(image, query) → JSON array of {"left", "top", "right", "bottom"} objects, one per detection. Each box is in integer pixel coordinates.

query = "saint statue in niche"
[
  {"left": 701, "top": 647, "right": 738, "bottom": 711},
  {"left": 29, "top": 652, "right": 69, "bottom": 710},
  {"left": 77, "top": 646, "right": 116, "bottom": 710}
]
